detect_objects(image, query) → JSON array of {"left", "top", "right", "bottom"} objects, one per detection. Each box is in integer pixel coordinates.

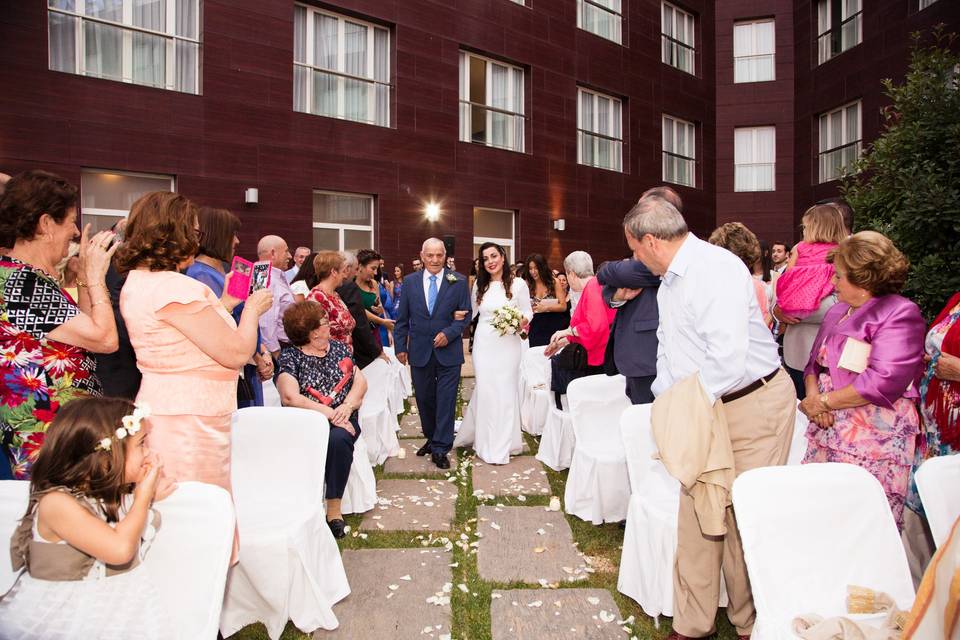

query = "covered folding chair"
[
  {"left": 519, "top": 346, "right": 552, "bottom": 436},
  {"left": 359, "top": 358, "right": 401, "bottom": 465},
  {"left": 563, "top": 374, "right": 632, "bottom": 524},
  {"left": 535, "top": 395, "right": 574, "bottom": 471},
  {"left": 341, "top": 436, "right": 377, "bottom": 515},
  {"left": 0, "top": 480, "right": 28, "bottom": 596},
  {"left": 221, "top": 407, "right": 350, "bottom": 639},
  {"left": 382, "top": 346, "right": 412, "bottom": 400},
  {"left": 733, "top": 463, "right": 915, "bottom": 639},
  {"left": 785, "top": 400, "right": 809, "bottom": 466},
  {"left": 915, "top": 454, "right": 960, "bottom": 548},
  {"left": 261, "top": 378, "right": 282, "bottom": 408}
]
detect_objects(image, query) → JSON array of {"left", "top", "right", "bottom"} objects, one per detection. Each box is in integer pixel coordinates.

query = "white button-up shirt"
[
  {"left": 652, "top": 234, "right": 781, "bottom": 403},
  {"left": 422, "top": 268, "right": 445, "bottom": 304}
]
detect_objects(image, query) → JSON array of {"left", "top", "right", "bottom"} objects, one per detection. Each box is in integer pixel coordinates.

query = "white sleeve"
[
  {"left": 515, "top": 279, "right": 534, "bottom": 322},
  {"left": 471, "top": 283, "right": 479, "bottom": 320},
  {"left": 693, "top": 265, "right": 753, "bottom": 403}
]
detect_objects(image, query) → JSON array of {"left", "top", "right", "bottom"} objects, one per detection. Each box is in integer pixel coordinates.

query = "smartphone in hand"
[
  {"left": 227, "top": 257, "right": 254, "bottom": 300},
  {"left": 250, "top": 261, "right": 272, "bottom": 294}
]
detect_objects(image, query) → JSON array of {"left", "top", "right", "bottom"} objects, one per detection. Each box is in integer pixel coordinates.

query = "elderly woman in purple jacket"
[{"left": 798, "top": 231, "right": 925, "bottom": 528}]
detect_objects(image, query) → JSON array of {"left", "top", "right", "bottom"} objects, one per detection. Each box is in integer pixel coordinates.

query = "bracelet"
[
  {"left": 76, "top": 279, "right": 87, "bottom": 288},
  {"left": 820, "top": 393, "right": 832, "bottom": 410},
  {"left": 90, "top": 299, "right": 110, "bottom": 307}
]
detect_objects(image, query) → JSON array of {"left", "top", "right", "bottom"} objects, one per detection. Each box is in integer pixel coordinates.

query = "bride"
[{"left": 455, "top": 242, "right": 532, "bottom": 464}]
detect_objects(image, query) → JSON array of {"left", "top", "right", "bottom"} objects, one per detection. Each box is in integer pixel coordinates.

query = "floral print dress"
[
  {"left": 0, "top": 257, "right": 101, "bottom": 479},
  {"left": 306, "top": 288, "right": 356, "bottom": 348}
]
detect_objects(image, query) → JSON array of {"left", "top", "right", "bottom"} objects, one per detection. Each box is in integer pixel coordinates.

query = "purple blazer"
[{"left": 804, "top": 294, "right": 926, "bottom": 409}]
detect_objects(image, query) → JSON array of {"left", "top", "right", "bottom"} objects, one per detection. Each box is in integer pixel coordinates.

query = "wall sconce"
[
  {"left": 244, "top": 188, "right": 259, "bottom": 204},
  {"left": 553, "top": 219, "right": 566, "bottom": 231},
  {"left": 425, "top": 202, "right": 441, "bottom": 222}
]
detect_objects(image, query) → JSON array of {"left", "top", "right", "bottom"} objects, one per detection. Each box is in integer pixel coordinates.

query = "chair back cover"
[
  {"left": 0, "top": 480, "right": 28, "bottom": 596},
  {"left": 732, "top": 463, "right": 915, "bottom": 639},
  {"left": 360, "top": 358, "right": 392, "bottom": 415},
  {"left": 520, "top": 346, "right": 550, "bottom": 388},
  {"left": 785, "top": 400, "right": 808, "bottom": 466},
  {"left": 915, "top": 454, "right": 960, "bottom": 548},
  {"left": 567, "top": 374, "right": 630, "bottom": 441},
  {"left": 619, "top": 404, "right": 679, "bottom": 498}
]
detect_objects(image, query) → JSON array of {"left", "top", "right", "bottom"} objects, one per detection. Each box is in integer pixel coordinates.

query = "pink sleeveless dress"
[{"left": 775, "top": 242, "right": 837, "bottom": 317}]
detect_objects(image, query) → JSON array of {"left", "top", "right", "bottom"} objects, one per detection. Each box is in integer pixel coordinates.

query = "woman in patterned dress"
[
  {"left": 306, "top": 251, "right": 356, "bottom": 347},
  {"left": 0, "top": 170, "right": 119, "bottom": 479}
]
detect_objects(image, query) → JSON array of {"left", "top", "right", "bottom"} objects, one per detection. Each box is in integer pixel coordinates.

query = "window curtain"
[
  {"left": 373, "top": 28, "right": 389, "bottom": 126},
  {"left": 735, "top": 127, "right": 775, "bottom": 191},
  {"left": 315, "top": 194, "right": 372, "bottom": 225},
  {"left": 597, "top": 95, "right": 610, "bottom": 167},
  {"left": 293, "top": 5, "right": 307, "bottom": 111},
  {"left": 511, "top": 66, "right": 523, "bottom": 152},
  {"left": 84, "top": 20, "right": 122, "bottom": 80},
  {"left": 174, "top": 0, "right": 198, "bottom": 93},
  {"left": 580, "top": 91, "right": 594, "bottom": 165},
  {"left": 48, "top": 12, "right": 77, "bottom": 73},
  {"left": 343, "top": 22, "right": 368, "bottom": 122},
  {"left": 734, "top": 21, "right": 775, "bottom": 82},
  {"left": 313, "top": 14, "right": 338, "bottom": 117},
  {"left": 459, "top": 52, "right": 469, "bottom": 142},
  {"left": 611, "top": 99, "right": 622, "bottom": 171},
  {"left": 488, "top": 63, "right": 509, "bottom": 149},
  {"left": 132, "top": 0, "right": 166, "bottom": 88}
]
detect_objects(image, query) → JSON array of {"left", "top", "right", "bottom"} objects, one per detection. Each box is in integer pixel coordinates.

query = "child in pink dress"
[{"left": 775, "top": 204, "right": 848, "bottom": 317}]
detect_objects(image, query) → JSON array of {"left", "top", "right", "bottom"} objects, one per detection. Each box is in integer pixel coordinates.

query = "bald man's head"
[
  {"left": 640, "top": 186, "right": 683, "bottom": 213},
  {"left": 257, "top": 235, "right": 291, "bottom": 269},
  {"left": 0, "top": 172, "right": 11, "bottom": 197}
]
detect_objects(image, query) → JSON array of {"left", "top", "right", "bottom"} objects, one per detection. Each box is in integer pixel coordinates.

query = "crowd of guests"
[{"left": 0, "top": 167, "right": 956, "bottom": 639}]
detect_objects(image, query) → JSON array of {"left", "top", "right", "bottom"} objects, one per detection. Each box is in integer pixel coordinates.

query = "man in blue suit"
[{"left": 394, "top": 238, "right": 472, "bottom": 469}]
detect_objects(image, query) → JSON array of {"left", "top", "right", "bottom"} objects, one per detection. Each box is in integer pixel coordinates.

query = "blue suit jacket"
[
  {"left": 394, "top": 270, "right": 472, "bottom": 368},
  {"left": 597, "top": 258, "right": 661, "bottom": 377}
]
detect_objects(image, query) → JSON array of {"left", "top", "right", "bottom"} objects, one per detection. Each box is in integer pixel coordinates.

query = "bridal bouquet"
[{"left": 492, "top": 304, "right": 528, "bottom": 339}]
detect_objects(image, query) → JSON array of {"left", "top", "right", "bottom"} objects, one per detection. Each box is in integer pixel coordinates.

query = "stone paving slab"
[
  {"left": 472, "top": 456, "right": 550, "bottom": 496},
  {"left": 383, "top": 439, "right": 447, "bottom": 475},
  {"left": 361, "top": 479, "right": 456, "bottom": 532},
  {"left": 490, "top": 589, "right": 624, "bottom": 640},
  {"left": 398, "top": 413, "right": 423, "bottom": 439},
  {"left": 476, "top": 506, "right": 590, "bottom": 584},
  {"left": 315, "top": 548, "right": 453, "bottom": 640}
]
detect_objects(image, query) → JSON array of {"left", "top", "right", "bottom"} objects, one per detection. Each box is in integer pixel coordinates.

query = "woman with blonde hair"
[{"left": 775, "top": 203, "right": 848, "bottom": 318}]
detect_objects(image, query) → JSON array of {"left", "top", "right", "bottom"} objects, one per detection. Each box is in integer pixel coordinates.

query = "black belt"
[{"left": 721, "top": 368, "right": 780, "bottom": 404}]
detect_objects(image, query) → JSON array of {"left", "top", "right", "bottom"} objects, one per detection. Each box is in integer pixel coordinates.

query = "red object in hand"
[{"left": 307, "top": 386, "right": 333, "bottom": 406}]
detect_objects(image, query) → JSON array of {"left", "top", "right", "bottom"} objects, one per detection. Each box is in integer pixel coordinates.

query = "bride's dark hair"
[{"left": 475, "top": 242, "right": 513, "bottom": 306}]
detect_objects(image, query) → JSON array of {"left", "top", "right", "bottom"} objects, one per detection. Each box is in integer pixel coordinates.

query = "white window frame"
[
  {"left": 662, "top": 115, "right": 696, "bottom": 188},
  {"left": 311, "top": 190, "right": 375, "bottom": 252},
  {"left": 576, "top": 0, "right": 623, "bottom": 45},
  {"left": 919, "top": 0, "right": 939, "bottom": 8},
  {"left": 734, "top": 126, "right": 776, "bottom": 192},
  {"left": 473, "top": 208, "right": 516, "bottom": 264},
  {"left": 80, "top": 168, "right": 175, "bottom": 227},
  {"left": 459, "top": 51, "right": 526, "bottom": 153},
  {"left": 47, "top": 0, "right": 201, "bottom": 94},
  {"left": 661, "top": 2, "right": 696, "bottom": 75},
  {"left": 817, "top": 0, "right": 862, "bottom": 65},
  {"left": 733, "top": 19, "right": 775, "bottom": 83},
  {"left": 293, "top": 3, "right": 391, "bottom": 127},
  {"left": 818, "top": 100, "right": 862, "bottom": 183},
  {"left": 577, "top": 87, "right": 623, "bottom": 172}
]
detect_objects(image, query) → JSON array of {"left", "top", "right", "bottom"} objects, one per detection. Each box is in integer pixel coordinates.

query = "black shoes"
[
  {"left": 431, "top": 452, "right": 450, "bottom": 469},
  {"left": 416, "top": 442, "right": 432, "bottom": 457},
  {"left": 327, "top": 518, "right": 346, "bottom": 539}
]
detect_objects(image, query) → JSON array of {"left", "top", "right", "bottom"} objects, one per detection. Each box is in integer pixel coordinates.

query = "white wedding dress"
[{"left": 455, "top": 278, "right": 533, "bottom": 464}]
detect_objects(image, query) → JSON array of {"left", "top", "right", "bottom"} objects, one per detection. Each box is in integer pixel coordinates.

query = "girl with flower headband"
[{"left": 0, "top": 397, "right": 175, "bottom": 639}]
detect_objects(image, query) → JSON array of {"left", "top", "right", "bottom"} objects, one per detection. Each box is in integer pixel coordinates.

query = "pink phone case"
[{"left": 227, "top": 257, "right": 254, "bottom": 300}]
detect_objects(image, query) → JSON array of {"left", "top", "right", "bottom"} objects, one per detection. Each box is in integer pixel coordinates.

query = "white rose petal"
[{"left": 587, "top": 597, "right": 601, "bottom": 605}]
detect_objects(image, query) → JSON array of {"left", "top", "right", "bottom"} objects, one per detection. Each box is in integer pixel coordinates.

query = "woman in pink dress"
[{"left": 116, "top": 192, "right": 272, "bottom": 556}]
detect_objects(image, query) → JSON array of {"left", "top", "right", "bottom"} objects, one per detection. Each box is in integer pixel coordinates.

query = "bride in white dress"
[{"left": 455, "top": 243, "right": 533, "bottom": 464}]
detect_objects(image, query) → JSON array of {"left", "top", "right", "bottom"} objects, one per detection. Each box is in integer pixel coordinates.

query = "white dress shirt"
[
  {"left": 422, "top": 268, "right": 445, "bottom": 304},
  {"left": 652, "top": 234, "right": 781, "bottom": 403}
]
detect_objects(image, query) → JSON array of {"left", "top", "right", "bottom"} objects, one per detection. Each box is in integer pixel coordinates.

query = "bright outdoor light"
[{"left": 425, "top": 202, "right": 441, "bottom": 221}]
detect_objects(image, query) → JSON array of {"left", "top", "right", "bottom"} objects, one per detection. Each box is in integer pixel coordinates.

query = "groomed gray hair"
[
  {"left": 422, "top": 237, "right": 445, "bottom": 253},
  {"left": 339, "top": 250, "right": 358, "bottom": 267},
  {"left": 623, "top": 197, "right": 688, "bottom": 241},
  {"left": 563, "top": 251, "right": 594, "bottom": 278}
]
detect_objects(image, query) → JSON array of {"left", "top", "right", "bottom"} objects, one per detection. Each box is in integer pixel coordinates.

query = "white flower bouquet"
[{"left": 491, "top": 304, "right": 528, "bottom": 339}]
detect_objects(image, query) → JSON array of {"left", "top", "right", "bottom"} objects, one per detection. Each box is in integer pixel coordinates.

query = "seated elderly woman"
[
  {"left": 277, "top": 301, "right": 367, "bottom": 539},
  {"left": 798, "top": 231, "right": 926, "bottom": 529}
]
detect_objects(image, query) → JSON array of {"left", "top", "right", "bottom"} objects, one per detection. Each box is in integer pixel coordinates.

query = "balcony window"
[
  {"left": 662, "top": 2, "right": 696, "bottom": 75},
  {"left": 817, "top": 0, "right": 861, "bottom": 65},
  {"left": 734, "top": 126, "right": 776, "bottom": 191},
  {"left": 662, "top": 115, "right": 696, "bottom": 187},
  {"left": 818, "top": 101, "right": 861, "bottom": 183},
  {"left": 459, "top": 52, "right": 525, "bottom": 153},
  {"left": 734, "top": 19, "right": 775, "bottom": 83}
]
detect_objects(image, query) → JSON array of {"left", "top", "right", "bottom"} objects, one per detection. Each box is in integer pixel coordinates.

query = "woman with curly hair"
[
  {"left": 798, "top": 231, "right": 926, "bottom": 528},
  {"left": 117, "top": 192, "right": 272, "bottom": 557},
  {"left": 523, "top": 253, "right": 569, "bottom": 347}
]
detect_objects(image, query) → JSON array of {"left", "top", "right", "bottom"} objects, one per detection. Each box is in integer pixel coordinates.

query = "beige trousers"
[{"left": 672, "top": 369, "right": 796, "bottom": 638}]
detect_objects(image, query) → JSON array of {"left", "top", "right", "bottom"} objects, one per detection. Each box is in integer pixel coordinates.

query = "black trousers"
[
  {"left": 785, "top": 364, "right": 807, "bottom": 400},
  {"left": 325, "top": 415, "right": 360, "bottom": 500},
  {"left": 625, "top": 375, "right": 656, "bottom": 404}
]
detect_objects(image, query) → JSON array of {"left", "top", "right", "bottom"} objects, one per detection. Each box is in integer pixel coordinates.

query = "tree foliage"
[{"left": 842, "top": 26, "right": 960, "bottom": 320}]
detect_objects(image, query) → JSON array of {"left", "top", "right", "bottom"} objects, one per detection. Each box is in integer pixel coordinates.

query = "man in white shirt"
[
  {"left": 256, "top": 235, "right": 295, "bottom": 359},
  {"left": 624, "top": 196, "right": 796, "bottom": 640},
  {"left": 284, "top": 246, "right": 311, "bottom": 283}
]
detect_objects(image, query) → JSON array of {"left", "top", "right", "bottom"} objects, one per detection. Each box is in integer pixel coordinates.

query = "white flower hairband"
[{"left": 95, "top": 403, "right": 151, "bottom": 452}]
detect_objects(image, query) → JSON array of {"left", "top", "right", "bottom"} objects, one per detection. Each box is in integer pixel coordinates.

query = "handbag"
[{"left": 553, "top": 342, "right": 588, "bottom": 371}]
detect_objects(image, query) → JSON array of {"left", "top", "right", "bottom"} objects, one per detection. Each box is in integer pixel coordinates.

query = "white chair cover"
[
  {"left": 564, "top": 374, "right": 632, "bottom": 524},
  {"left": 144, "top": 482, "right": 236, "bottom": 640},
  {"left": 382, "top": 346, "right": 413, "bottom": 400},
  {"left": 261, "top": 378, "right": 282, "bottom": 408},
  {"left": 221, "top": 407, "right": 350, "bottom": 639},
  {"left": 359, "top": 358, "right": 401, "bottom": 465},
  {"left": 519, "top": 346, "right": 552, "bottom": 436},
  {"left": 341, "top": 436, "right": 377, "bottom": 515},
  {"left": 915, "top": 454, "right": 960, "bottom": 548},
  {"left": 732, "top": 463, "right": 915, "bottom": 640},
  {"left": 785, "top": 400, "right": 809, "bottom": 466},
  {"left": 0, "top": 480, "right": 28, "bottom": 597},
  {"left": 535, "top": 395, "right": 574, "bottom": 471}
]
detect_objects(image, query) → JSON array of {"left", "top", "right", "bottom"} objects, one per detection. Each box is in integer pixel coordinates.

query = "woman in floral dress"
[
  {"left": 0, "top": 171, "right": 119, "bottom": 479},
  {"left": 306, "top": 251, "right": 356, "bottom": 347}
]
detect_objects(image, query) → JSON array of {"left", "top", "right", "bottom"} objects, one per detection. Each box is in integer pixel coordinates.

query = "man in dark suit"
[
  {"left": 335, "top": 251, "right": 383, "bottom": 370},
  {"left": 394, "top": 238, "right": 472, "bottom": 469}
]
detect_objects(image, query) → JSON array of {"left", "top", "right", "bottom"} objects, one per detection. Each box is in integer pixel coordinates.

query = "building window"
[
  {"left": 734, "top": 19, "right": 775, "bottom": 83},
  {"left": 577, "top": 0, "right": 622, "bottom": 45},
  {"left": 662, "top": 115, "right": 696, "bottom": 188},
  {"left": 577, "top": 88, "right": 623, "bottom": 172},
  {"left": 919, "top": 0, "right": 939, "bottom": 9},
  {"left": 508, "top": 0, "right": 526, "bottom": 5},
  {"left": 312, "top": 191, "right": 374, "bottom": 252},
  {"left": 293, "top": 4, "right": 391, "bottom": 127},
  {"left": 459, "top": 52, "right": 525, "bottom": 153},
  {"left": 734, "top": 127, "right": 776, "bottom": 192},
  {"left": 661, "top": 2, "right": 695, "bottom": 75},
  {"left": 818, "top": 101, "right": 861, "bottom": 183},
  {"left": 47, "top": 0, "right": 200, "bottom": 94},
  {"left": 80, "top": 169, "right": 174, "bottom": 232},
  {"left": 473, "top": 207, "right": 516, "bottom": 263},
  {"left": 817, "top": 0, "right": 862, "bottom": 65}
]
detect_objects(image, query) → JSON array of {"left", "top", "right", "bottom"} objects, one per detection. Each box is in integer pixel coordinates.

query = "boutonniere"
[{"left": 445, "top": 273, "right": 458, "bottom": 284}]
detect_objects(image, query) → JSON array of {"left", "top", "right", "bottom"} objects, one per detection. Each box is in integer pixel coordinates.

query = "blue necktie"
[{"left": 427, "top": 274, "right": 438, "bottom": 315}]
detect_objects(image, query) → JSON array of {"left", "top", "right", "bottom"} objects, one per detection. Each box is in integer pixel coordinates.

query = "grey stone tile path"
[
  {"left": 490, "top": 589, "right": 624, "bottom": 640},
  {"left": 315, "top": 548, "right": 453, "bottom": 639},
  {"left": 398, "top": 413, "right": 422, "bottom": 438},
  {"left": 472, "top": 456, "right": 551, "bottom": 497},
  {"left": 383, "top": 439, "right": 447, "bottom": 475},
  {"left": 361, "top": 479, "right": 456, "bottom": 532},
  {"left": 476, "top": 506, "right": 590, "bottom": 584}
]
